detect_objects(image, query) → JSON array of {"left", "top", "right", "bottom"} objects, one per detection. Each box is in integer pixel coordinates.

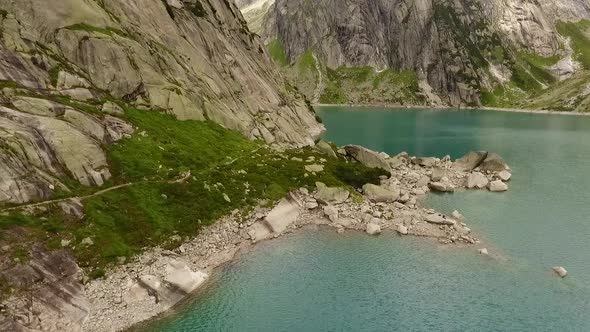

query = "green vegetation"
[
  {"left": 320, "top": 67, "right": 423, "bottom": 105},
  {"left": 267, "top": 39, "right": 289, "bottom": 67},
  {"left": 0, "top": 9, "right": 8, "bottom": 19},
  {"left": 65, "top": 23, "right": 129, "bottom": 38},
  {"left": 0, "top": 106, "right": 387, "bottom": 270},
  {"left": 297, "top": 50, "right": 317, "bottom": 74},
  {"left": 556, "top": 20, "right": 590, "bottom": 69}
]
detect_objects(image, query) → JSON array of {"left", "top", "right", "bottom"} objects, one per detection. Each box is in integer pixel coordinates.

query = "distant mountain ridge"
[{"left": 240, "top": 0, "right": 590, "bottom": 110}]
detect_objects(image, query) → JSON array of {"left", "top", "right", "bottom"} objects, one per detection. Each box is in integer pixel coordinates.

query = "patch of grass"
[
  {"left": 297, "top": 50, "right": 317, "bottom": 74},
  {"left": 556, "top": 20, "right": 590, "bottom": 69},
  {"left": 267, "top": 39, "right": 289, "bottom": 67},
  {"left": 0, "top": 9, "right": 8, "bottom": 19},
  {"left": 65, "top": 23, "right": 129, "bottom": 38},
  {"left": 0, "top": 80, "right": 26, "bottom": 90}
]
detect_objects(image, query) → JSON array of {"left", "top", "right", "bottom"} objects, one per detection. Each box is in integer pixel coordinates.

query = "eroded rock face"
[{"left": 0, "top": 248, "right": 89, "bottom": 331}]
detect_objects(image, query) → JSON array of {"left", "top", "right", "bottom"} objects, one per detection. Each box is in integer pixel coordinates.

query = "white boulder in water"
[{"left": 552, "top": 266, "right": 568, "bottom": 278}]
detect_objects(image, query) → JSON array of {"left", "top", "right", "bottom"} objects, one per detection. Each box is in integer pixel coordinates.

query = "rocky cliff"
[
  {"left": 251, "top": 0, "right": 590, "bottom": 106},
  {"left": 0, "top": 0, "right": 322, "bottom": 206}
]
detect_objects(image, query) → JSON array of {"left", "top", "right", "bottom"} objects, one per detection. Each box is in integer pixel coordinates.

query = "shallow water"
[{"left": 142, "top": 107, "right": 590, "bottom": 331}]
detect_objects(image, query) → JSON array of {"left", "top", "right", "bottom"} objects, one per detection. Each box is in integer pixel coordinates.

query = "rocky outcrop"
[
  {"left": 0, "top": 0, "right": 323, "bottom": 206},
  {"left": 453, "top": 151, "right": 489, "bottom": 172},
  {"left": 362, "top": 184, "right": 399, "bottom": 203},
  {"left": 0, "top": 248, "right": 88, "bottom": 331},
  {"left": 314, "top": 182, "right": 350, "bottom": 204}
]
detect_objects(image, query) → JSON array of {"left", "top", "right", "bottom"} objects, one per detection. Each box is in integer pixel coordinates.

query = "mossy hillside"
[
  {"left": 556, "top": 19, "right": 590, "bottom": 69},
  {"left": 267, "top": 38, "right": 289, "bottom": 67},
  {"left": 0, "top": 107, "right": 388, "bottom": 271},
  {"left": 320, "top": 67, "right": 424, "bottom": 105}
]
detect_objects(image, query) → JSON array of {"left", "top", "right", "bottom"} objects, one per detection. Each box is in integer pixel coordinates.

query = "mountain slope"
[
  {"left": 248, "top": 0, "right": 590, "bottom": 108},
  {"left": 0, "top": 0, "right": 323, "bottom": 206}
]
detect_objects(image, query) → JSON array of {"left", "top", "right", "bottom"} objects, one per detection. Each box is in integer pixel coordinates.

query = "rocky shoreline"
[
  {"left": 80, "top": 145, "right": 512, "bottom": 332},
  {"left": 315, "top": 103, "right": 590, "bottom": 116}
]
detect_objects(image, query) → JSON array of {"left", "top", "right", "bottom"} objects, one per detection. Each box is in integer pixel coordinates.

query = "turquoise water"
[{"left": 142, "top": 107, "right": 590, "bottom": 331}]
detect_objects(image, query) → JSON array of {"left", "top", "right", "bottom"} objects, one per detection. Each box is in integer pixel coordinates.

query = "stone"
[
  {"left": 305, "top": 199, "right": 319, "bottom": 210},
  {"left": 412, "top": 157, "right": 437, "bottom": 167},
  {"left": 366, "top": 223, "right": 381, "bottom": 235},
  {"left": 314, "top": 182, "right": 350, "bottom": 204},
  {"left": 452, "top": 151, "right": 488, "bottom": 171},
  {"left": 429, "top": 181, "right": 455, "bottom": 192},
  {"left": 123, "top": 283, "right": 151, "bottom": 304},
  {"left": 264, "top": 197, "right": 301, "bottom": 233},
  {"left": 362, "top": 183, "right": 399, "bottom": 202},
  {"left": 425, "top": 214, "right": 455, "bottom": 225},
  {"left": 305, "top": 164, "right": 324, "bottom": 172},
  {"left": 488, "top": 180, "right": 508, "bottom": 192},
  {"left": 396, "top": 224, "right": 408, "bottom": 235},
  {"left": 247, "top": 222, "right": 272, "bottom": 241},
  {"left": 480, "top": 153, "right": 509, "bottom": 172},
  {"left": 552, "top": 266, "right": 568, "bottom": 278},
  {"left": 451, "top": 210, "right": 464, "bottom": 220},
  {"left": 478, "top": 248, "right": 489, "bottom": 255},
  {"left": 344, "top": 145, "right": 390, "bottom": 171},
  {"left": 315, "top": 140, "right": 337, "bottom": 158},
  {"left": 80, "top": 237, "right": 94, "bottom": 246},
  {"left": 101, "top": 101, "right": 124, "bottom": 115},
  {"left": 466, "top": 172, "right": 489, "bottom": 189},
  {"left": 166, "top": 0, "right": 184, "bottom": 8},
  {"left": 323, "top": 205, "right": 339, "bottom": 222},
  {"left": 416, "top": 175, "right": 430, "bottom": 188},
  {"left": 431, "top": 167, "right": 444, "bottom": 182},
  {"left": 164, "top": 260, "right": 208, "bottom": 293},
  {"left": 498, "top": 170, "right": 512, "bottom": 181}
]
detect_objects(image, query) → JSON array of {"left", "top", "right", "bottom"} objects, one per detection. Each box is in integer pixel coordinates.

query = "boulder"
[
  {"left": 451, "top": 210, "right": 464, "bottom": 220},
  {"left": 164, "top": 260, "right": 208, "bottom": 293},
  {"left": 466, "top": 172, "right": 489, "bottom": 189},
  {"left": 552, "top": 266, "right": 568, "bottom": 278},
  {"left": 431, "top": 167, "right": 444, "bottom": 182},
  {"left": 264, "top": 197, "right": 301, "bottom": 233},
  {"left": 315, "top": 140, "right": 337, "bottom": 158},
  {"left": 247, "top": 222, "right": 272, "bottom": 241},
  {"left": 425, "top": 213, "right": 455, "bottom": 225},
  {"left": 362, "top": 184, "right": 399, "bottom": 202},
  {"left": 480, "top": 153, "right": 509, "bottom": 172},
  {"left": 314, "top": 182, "right": 350, "bottom": 204},
  {"left": 304, "top": 164, "right": 324, "bottom": 172},
  {"left": 416, "top": 175, "right": 430, "bottom": 188},
  {"left": 323, "top": 205, "right": 339, "bottom": 222},
  {"left": 488, "top": 180, "right": 508, "bottom": 192},
  {"left": 396, "top": 224, "right": 408, "bottom": 235},
  {"left": 478, "top": 248, "right": 489, "bottom": 255},
  {"left": 123, "top": 283, "right": 151, "bottom": 304},
  {"left": 452, "top": 151, "right": 488, "bottom": 171},
  {"left": 429, "top": 181, "right": 455, "bottom": 192},
  {"left": 498, "top": 170, "right": 512, "bottom": 181},
  {"left": 412, "top": 157, "right": 437, "bottom": 167},
  {"left": 366, "top": 223, "right": 381, "bottom": 235},
  {"left": 344, "top": 145, "right": 390, "bottom": 171}
]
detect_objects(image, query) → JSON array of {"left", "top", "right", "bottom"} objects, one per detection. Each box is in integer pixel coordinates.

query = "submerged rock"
[{"left": 478, "top": 248, "right": 489, "bottom": 255}]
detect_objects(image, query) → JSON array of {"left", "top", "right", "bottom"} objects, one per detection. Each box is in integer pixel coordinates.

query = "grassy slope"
[{"left": 0, "top": 104, "right": 388, "bottom": 278}]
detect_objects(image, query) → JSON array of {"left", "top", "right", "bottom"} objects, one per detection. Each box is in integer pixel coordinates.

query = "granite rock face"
[
  {"left": 0, "top": 0, "right": 323, "bottom": 205},
  {"left": 247, "top": 0, "right": 590, "bottom": 105}
]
